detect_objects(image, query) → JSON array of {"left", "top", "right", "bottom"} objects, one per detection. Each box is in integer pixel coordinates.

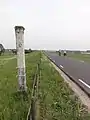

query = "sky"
[{"left": 0, "top": 0, "right": 90, "bottom": 50}]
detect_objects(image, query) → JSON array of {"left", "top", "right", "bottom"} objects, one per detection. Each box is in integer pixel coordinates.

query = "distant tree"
[
  {"left": 29, "top": 48, "right": 32, "bottom": 52},
  {"left": 87, "top": 50, "right": 90, "bottom": 53},
  {"left": 0, "top": 44, "right": 5, "bottom": 56},
  {"left": 12, "top": 48, "right": 32, "bottom": 55},
  {"left": 25, "top": 48, "right": 32, "bottom": 54},
  {"left": 12, "top": 49, "right": 17, "bottom": 55}
]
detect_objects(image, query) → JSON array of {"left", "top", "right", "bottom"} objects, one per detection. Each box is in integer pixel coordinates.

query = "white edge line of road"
[
  {"left": 53, "top": 60, "right": 55, "bottom": 62},
  {"left": 60, "top": 65, "right": 64, "bottom": 68},
  {"left": 78, "top": 79, "right": 90, "bottom": 89}
]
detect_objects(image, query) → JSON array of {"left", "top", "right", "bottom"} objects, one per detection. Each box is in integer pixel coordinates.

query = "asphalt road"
[{"left": 45, "top": 52, "right": 90, "bottom": 96}]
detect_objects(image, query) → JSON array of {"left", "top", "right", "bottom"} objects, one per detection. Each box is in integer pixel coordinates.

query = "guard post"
[{"left": 15, "top": 26, "right": 27, "bottom": 91}]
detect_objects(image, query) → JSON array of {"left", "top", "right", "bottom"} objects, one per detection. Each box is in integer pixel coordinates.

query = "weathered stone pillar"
[{"left": 15, "top": 26, "right": 27, "bottom": 91}]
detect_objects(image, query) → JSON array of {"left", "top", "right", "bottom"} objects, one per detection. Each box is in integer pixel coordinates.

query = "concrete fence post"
[{"left": 15, "top": 26, "right": 27, "bottom": 91}]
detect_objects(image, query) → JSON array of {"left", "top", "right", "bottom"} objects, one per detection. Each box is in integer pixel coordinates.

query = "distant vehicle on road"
[
  {"left": 64, "top": 51, "right": 67, "bottom": 56},
  {"left": 59, "top": 50, "right": 61, "bottom": 56}
]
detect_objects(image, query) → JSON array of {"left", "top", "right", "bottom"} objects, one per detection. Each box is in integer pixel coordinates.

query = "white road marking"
[
  {"left": 78, "top": 79, "right": 90, "bottom": 89},
  {"left": 60, "top": 65, "right": 64, "bottom": 68}
]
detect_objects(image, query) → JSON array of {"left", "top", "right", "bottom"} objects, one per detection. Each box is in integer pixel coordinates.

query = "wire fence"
[{"left": 27, "top": 53, "right": 41, "bottom": 120}]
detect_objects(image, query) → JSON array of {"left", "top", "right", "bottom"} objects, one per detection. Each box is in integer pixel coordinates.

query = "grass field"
[
  {"left": 1, "top": 52, "right": 90, "bottom": 120},
  {"left": 39, "top": 54, "right": 90, "bottom": 120},
  {"left": 56, "top": 51, "right": 90, "bottom": 63},
  {"left": 0, "top": 52, "right": 14, "bottom": 59},
  {"left": 68, "top": 53, "right": 90, "bottom": 63},
  {"left": 0, "top": 52, "right": 40, "bottom": 120}
]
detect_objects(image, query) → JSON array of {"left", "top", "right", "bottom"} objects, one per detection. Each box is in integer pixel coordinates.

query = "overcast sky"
[{"left": 0, "top": 0, "right": 90, "bottom": 50}]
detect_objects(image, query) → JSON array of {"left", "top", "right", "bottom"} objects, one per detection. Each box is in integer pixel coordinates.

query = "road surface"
[{"left": 45, "top": 52, "right": 90, "bottom": 96}]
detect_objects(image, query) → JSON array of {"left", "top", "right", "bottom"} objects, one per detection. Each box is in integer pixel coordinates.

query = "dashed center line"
[
  {"left": 60, "top": 65, "right": 64, "bottom": 68},
  {"left": 78, "top": 79, "right": 90, "bottom": 89}
]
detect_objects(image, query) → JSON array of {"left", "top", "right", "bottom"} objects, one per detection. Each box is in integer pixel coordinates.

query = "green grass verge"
[
  {"left": 68, "top": 53, "right": 90, "bottom": 63},
  {"left": 56, "top": 51, "right": 90, "bottom": 63},
  {"left": 0, "top": 53, "right": 14, "bottom": 59},
  {"left": 0, "top": 52, "right": 40, "bottom": 120},
  {"left": 39, "top": 55, "right": 90, "bottom": 120}
]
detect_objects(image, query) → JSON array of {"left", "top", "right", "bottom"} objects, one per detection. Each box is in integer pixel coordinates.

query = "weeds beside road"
[{"left": 39, "top": 54, "right": 90, "bottom": 120}]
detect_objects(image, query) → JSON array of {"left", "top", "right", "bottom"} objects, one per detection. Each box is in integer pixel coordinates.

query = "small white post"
[{"left": 15, "top": 26, "right": 27, "bottom": 91}]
